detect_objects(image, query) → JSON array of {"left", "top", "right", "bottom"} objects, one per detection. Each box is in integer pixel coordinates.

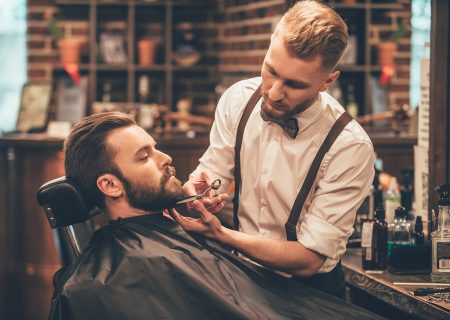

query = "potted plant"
[
  {"left": 377, "top": 21, "right": 407, "bottom": 67},
  {"left": 377, "top": 21, "right": 406, "bottom": 85},
  {"left": 45, "top": 9, "right": 83, "bottom": 65}
]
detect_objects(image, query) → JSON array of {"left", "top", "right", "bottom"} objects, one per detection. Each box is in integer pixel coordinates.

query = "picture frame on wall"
[
  {"left": 15, "top": 82, "right": 52, "bottom": 133},
  {"left": 55, "top": 76, "right": 88, "bottom": 124},
  {"left": 99, "top": 33, "right": 127, "bottom": 64}
]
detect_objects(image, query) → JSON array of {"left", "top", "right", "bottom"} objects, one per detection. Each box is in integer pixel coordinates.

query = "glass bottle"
[
  {"left": 345, "top": 84, "right": 358, "bottom": 118},
  {"left": 400, "top": 167, "right": 414, "bottom": 215},
  {"left": 431, "top": 184, "right": 450, "bottom": 281},
  {"left": 373, "top": 168, "right": 383, "bottom": 213},
  {"left": 102, "top": 82, "right": 111, "bottom": 103},
  {"left": 361, "top": 203, "right": 388, "bottom": 270},
  {"left": 413, "top": 216, "right": 425, "bottom": 245},
  {"left": 388, "top": 206, "right": 412, "bottom": 255},
  {"left": 385, "top": 177, "right": 401, "bottom": 223}
]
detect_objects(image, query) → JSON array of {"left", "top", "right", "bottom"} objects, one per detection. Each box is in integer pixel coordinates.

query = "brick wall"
[
  {"left": 217, "top": 0, "right": 285, "bottom": 85},
  {"left": 27, "top": 1, "right": 89, "bottom": 82},
  {"left": 27, "top": 0, "right": 411, "bottom": 112},
  {"left": 216, "top": 0, "right": 412, "bottom": 111},
  {"left": 369, "top": 0, "right": 412, "bottom": 109}
]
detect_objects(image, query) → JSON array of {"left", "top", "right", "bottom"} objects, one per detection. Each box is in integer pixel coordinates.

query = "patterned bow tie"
[{"left": 276, "top": 117, "right": 299, "bottom": 139}]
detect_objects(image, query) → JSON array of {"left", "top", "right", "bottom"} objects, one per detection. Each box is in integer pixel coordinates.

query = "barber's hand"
[
  {"left": 183, "top": 170, "right": 215, "bottom": 195},
  {"left": 169, "top": 199, "right": 224, "bottom": 240},
  {"left": 183, "top": 170, "right": 228, "bottom": 213}
]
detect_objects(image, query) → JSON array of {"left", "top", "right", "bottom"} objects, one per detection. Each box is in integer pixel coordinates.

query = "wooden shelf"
[
  {"left": 135, "top": 65, "right": 168, "bottom": 71},
  {"left": 96, "top": 64, "right": 129, "bottom": 71},
  {"left": 55, "top": 0, "right": 90, "bottom": 5},
  {"left": 53, "top": 0, "right": 218, "bottom": 111},
  {"left": 330, "top": 0, "right": 407, "bottom": 115}
]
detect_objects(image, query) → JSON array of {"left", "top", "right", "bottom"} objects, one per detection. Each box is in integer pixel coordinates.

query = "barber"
[{"left": 171, "top": 0, "right": 374, "bottom": 299}]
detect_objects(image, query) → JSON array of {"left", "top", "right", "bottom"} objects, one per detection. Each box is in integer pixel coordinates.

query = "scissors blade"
[{"left": 175, "top": 195, "right": 199, "bottom": 205}]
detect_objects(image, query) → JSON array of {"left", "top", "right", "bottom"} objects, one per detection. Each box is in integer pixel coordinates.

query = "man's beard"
[
  {"left": 117, "top": 167, "right": 185, "bottom": 212},
  {"left": 260, "top": 95, "right": 314, "bottom": 122},
  {"left": 260, "top": 98, "right": 296, "bottom": 122}
]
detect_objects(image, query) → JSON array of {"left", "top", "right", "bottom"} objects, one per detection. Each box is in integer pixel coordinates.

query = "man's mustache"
[
  {"left": 161, "top": 166, "right": 176, "bottom": 185},
  {"left": 262, "top": 94, "right": 287, "bottom": 109}
]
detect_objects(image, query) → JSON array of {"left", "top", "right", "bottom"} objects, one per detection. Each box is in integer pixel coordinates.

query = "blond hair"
[{"left": 281, "top": 0, "right": 348, "bottom": 70}]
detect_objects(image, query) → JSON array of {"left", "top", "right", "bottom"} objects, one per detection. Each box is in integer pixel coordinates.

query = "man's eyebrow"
[{"left": 265, "top": 61, "right": 311, "bottom": 87}]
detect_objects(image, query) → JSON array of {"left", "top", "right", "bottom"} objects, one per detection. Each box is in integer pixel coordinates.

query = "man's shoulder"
[
  {"left": 222, "top": 76, "right": 262, "bottom": 105},
  {"left": 320, "top": 91, "right": 373, "bottom": 147}
]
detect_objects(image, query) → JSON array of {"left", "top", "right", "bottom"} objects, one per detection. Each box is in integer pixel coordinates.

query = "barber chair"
[{"left": 37, "top": 176, "right": 102, "bottom": 266}]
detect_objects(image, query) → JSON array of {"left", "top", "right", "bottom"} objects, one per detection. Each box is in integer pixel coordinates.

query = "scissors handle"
[{"left": 175, "top": 178, "right": 221, "bottom": 205}]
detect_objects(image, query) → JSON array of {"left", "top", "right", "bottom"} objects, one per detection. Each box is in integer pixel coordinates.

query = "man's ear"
[
  {"left": 97, "top": 174, "right": 124, "bottom": 198},
  {"left": 320, "top": 70, "right": 340, "bottom": 92}
]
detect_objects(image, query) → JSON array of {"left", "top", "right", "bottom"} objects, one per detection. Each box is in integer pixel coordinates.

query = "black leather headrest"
[{"left": 36, "top": 176, "right": 102, "bottom": 228}]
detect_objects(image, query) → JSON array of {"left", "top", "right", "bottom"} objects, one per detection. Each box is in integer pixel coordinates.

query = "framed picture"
[
  {"left": 55, "top": 76, "right": 88, "bottom": 124},
  {"left": 15, "top": 82, "right": 52, "bottom": 132},
  {"left": 99, "top": 33, "right": 127, "bottom": 64}
]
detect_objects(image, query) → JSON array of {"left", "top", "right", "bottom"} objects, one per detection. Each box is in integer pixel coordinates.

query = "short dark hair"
[{"left": 64, "top": 112, "right": 136, "bottom": 208}]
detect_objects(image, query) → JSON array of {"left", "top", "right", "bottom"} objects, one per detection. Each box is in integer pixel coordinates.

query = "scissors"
[{"left": 175, "top": 179, "right": 221, "bottom": 205}]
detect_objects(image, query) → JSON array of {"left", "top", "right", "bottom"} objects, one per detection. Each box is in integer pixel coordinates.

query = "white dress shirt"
[{"left": 191, "top": 77, "right": 375, "bottom": 273}]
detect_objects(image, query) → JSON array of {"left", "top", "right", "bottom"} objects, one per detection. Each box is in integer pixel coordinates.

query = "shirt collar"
[{"left": 293, "top": 92, "right": 325, "bottom": 134}]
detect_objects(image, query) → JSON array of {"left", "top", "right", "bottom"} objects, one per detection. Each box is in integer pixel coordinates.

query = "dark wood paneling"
[
  {"left": 429, "top": 0, "right": 450, "bottom": 215},
  {"left": 0, "top": 147, "right": 7, "bottom": 319},
  {"left": 2, "top": 145, "right": 63, "bottom": 320},
  {"left": 371, "top": 135, "right": 416, "bottom": 182}
]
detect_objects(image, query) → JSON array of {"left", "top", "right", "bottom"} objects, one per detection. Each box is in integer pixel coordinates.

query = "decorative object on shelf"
[
  {"left": 137, "top": 74, "right": 160, "bottom": 130},
  {"left": 138, "top": 103, "right": 160, "bottom": 131},
  {"left": 55, "top": 76, "right": 88, "bottom": 124},
  {"left": 15, "top": 83, "right": 52, "bottom": 133},
  {"left": 45, "top": 8, "right": 83, "bottom": 65},
  {"left": 357, "top": 103, "right": 414, "bottom": 136},
  {"left": 45, "top": 8, "right": 83, "bottom": 84},
  {"left": 138, "top": 38, "right": 158, "bottom": 66},
  {"left": 153, "top": 104, "right": 171, "bottom": 134},
  {"left": 175, "top": 97, "right": 192, "bottom": 131},
  {"left": 377, "top": 20, "right": 407, "bottom": 86},
  {"left": 99, "top": 33, "right": 127, "bottom": 64},
  {"left": 173, "top": 22, "right": 201, "bottom": 67},
  {"left": 345, "top": 84, "right": 358, "bottom": 118},
  {"left": 92, "top": 102, "right": 138, "bottom": 119}
]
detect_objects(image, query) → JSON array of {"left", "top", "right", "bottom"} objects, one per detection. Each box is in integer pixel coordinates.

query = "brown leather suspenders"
[
  {"left": 233, "top": 85, "right": 262, "bottom": 230},
  {"left": 232, "top": 84, "right": 353, "bottom": 241}
]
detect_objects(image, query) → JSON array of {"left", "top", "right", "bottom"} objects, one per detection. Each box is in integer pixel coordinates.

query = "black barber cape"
[{"left": 49, "top": 214, "right": 384, "bottom": 320}]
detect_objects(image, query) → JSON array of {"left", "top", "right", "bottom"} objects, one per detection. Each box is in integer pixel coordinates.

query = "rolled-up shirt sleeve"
[
  {"left": 190, "top": 80, "right": 252, "bottom": 193},
  {"left": 298, "top": 138, "right": 374, "bottom": 270}
]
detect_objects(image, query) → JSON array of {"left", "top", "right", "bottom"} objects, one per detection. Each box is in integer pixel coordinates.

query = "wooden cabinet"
[{"left": 0, "top": 138, "right": 64, "bottom": 320}]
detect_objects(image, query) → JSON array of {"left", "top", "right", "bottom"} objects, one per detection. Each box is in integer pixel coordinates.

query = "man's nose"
[
  {"left": 159, "top": 151, "right": 172, "bottom": 168},
  {"left": 268, "top": 79, "right": 285, "bottom": 101}
]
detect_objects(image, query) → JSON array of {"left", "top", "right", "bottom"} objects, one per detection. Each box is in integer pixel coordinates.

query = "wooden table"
[{"left": 342, "top": 248, "right": 450, "bottom": 320}]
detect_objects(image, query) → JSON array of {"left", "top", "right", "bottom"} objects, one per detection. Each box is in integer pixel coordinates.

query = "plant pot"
[
  {"left": 138, "top": 39, "right": 157, "bottom": 66},
  {"left": 57, "top": 38, "right": 83, "bottom": 64},
  {"left": 377, "top": 42, "right": 397, "bottom": 66}
]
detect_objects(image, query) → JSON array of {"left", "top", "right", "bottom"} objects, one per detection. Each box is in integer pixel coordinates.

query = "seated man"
[{"left": 49, "top": 112, "right": 382, "bottom": 319}]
